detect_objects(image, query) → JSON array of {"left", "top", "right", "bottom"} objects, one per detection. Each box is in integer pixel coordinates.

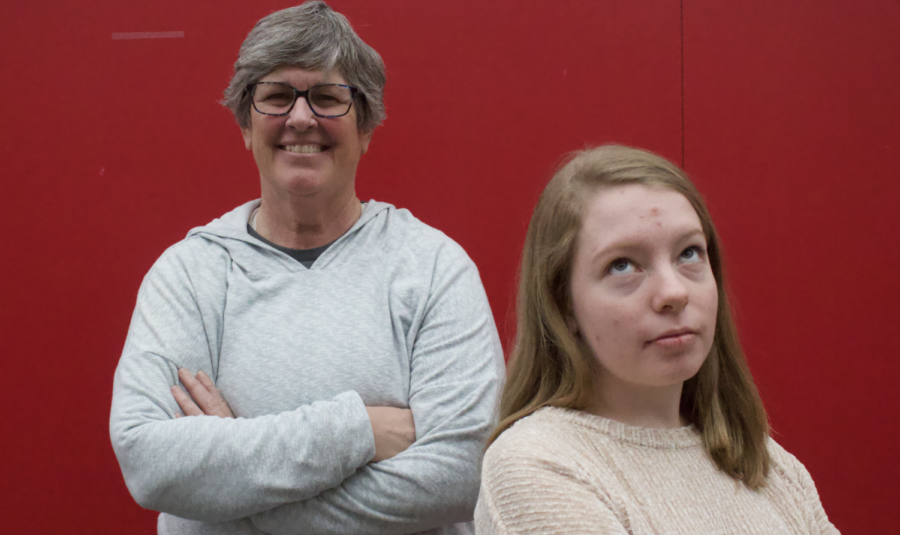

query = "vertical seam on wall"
[{"left": 680, "top": 0, "right": 685, "bottom": 169}]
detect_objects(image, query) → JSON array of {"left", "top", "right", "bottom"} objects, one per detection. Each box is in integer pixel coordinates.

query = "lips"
[{"left": 647, "top": 328, "right": 697, "bottom": 346}]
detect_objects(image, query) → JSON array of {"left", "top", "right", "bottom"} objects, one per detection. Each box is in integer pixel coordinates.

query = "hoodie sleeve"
[
  {"left": 109, "top": 242, "right": 376, "bottom": 522},
  {"left": 250, "top": 241, "right": 505, "bottom": 535}
]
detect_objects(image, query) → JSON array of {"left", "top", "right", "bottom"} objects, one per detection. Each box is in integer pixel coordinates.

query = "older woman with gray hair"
[{"left": 109, "top": 2, "right": 503, "bottom": 534}]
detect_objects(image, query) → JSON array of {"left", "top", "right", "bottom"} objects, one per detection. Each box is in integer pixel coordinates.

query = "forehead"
[
  {"left": 579, "top": 184, "right": 703, "bottom": 248},
  {"left": 258, "top": 65, "right": 347, "bottom": 86}
]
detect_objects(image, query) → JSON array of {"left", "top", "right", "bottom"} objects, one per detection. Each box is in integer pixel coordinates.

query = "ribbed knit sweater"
[{"left": 475, "top": 407, "right": 839, "bottom": 535}]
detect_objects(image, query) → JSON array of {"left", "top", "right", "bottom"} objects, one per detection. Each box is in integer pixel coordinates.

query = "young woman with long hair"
[{"left": 474, "top": 145, "right": 839, "bottom": 534}]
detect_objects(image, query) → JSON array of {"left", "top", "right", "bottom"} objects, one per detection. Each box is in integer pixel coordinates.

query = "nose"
[
  {"left": 650, "top": 265, "right": 689, "bottom": 314},
  {"left": 285, "top": 96, "right": 317, "bottom": 130}
]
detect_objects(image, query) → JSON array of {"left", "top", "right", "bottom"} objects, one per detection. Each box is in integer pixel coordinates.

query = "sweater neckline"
[{"left": 536, "top": 406, "right": 701, "bottom": 449}]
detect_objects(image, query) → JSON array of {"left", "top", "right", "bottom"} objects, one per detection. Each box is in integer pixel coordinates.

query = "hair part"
[
  {"left": 222, "top": 1, "right": 386, "bottom": 132},
  {"left": 489, "top": 145, "right": 771, "bottom": 490}
]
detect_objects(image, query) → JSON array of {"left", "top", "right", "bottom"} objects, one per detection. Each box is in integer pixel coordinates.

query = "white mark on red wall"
[
  {"left": 99, "top": 168, "right": 105, "bottom": 176},
  {"left": 112, "top": 31, "right": 185, "bottom": 40}
]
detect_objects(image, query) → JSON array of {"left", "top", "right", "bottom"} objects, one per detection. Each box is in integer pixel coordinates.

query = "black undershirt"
[{"left": 247, "top": 224, "right": 334, "bottom": 268}]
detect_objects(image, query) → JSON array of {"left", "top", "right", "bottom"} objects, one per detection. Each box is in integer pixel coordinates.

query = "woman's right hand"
[
  {"left": 171, "top": 367, "right": 235, "bottom": 419},
  {"left": 365, "top": 407, "right": 416, "bottom": 462}
]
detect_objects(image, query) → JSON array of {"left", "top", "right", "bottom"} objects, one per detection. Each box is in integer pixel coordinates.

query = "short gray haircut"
[{"left": 222, "top": 1, "right": 386, "bottom": 132}]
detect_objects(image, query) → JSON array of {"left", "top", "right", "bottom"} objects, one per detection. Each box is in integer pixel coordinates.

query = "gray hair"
[{"left": 222, "top": 1, "right": 386, "bottom": 132}]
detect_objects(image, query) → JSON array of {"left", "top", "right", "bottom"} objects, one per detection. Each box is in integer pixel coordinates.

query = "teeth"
[{"left": 283, "top": 145, "right": 324, "bottom": 154}]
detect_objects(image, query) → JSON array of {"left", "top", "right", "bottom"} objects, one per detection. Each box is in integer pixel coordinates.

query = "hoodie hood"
[{"left": 184, "top": 199, "right": 392, "bottom": 273}]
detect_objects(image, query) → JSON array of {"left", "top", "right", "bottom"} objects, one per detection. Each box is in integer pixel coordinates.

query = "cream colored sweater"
[{"left": 475, "top": 407, "right": 839, "bottom": 535}]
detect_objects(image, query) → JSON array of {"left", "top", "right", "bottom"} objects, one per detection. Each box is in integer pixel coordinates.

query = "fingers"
[
  {"left": 171, "top": 384, "right": 203, "bottom": 416},
  {"left": 172, "top": 368, "right": 236, "bottom": 419},
  {"left": 194, "top": 370, "right": 234, "bottom": 418},
  {"left": 178, "top": 367, "right": 209, "bottom": 409}
]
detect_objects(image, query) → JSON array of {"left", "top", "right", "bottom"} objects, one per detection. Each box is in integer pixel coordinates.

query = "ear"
[
  {"left": 359, "top": 129, "right": 373, "bottom": 155},
  {"left": 241, "top": 127, "right": 253, "bottom": 151}
]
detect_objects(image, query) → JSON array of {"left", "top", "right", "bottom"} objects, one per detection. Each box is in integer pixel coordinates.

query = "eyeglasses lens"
[
  {"left": 252, "top": 83, "right": 353, "bottom": 117},
  {"left": 308, "top": 85, "right": 353, "bottom": 116},
  {"left": 253, "top": 84, "right": 295, "bottom": 114}
]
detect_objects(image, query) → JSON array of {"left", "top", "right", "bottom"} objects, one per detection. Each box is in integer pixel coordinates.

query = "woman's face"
[
  {"left": 569, "top": 184, "right": 718, "bottom": 391},
  {"left": 241, "top": 66, "right": 372, "bottom": 201}
]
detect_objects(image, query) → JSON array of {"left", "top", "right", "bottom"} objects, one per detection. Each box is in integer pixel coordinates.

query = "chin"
[
  {"left": 656, "top": 355, "right": 708, "bottom": 386},
  {"left": 269, "top": 173, "right": 331, "bottom": 195}
]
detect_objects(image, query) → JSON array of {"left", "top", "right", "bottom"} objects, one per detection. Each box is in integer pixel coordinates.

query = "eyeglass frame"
[{"left": 246, "top": 82, "right": 360, "bottom": 119}]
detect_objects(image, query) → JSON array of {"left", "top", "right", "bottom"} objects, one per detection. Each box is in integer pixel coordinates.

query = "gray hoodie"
[{"left": 110, "top": 200, "right": 505, "bottom": 535}]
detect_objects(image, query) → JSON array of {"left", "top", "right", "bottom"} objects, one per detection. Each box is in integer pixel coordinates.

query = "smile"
[{"left": 281, "top": 144, "right": 325, "bottom": 154}]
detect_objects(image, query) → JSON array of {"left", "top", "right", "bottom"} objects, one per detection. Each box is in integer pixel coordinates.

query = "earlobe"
[
  {"left": 360, "top": 130, "right": 373, "bottom": 155},
  {"left": 241, "top": 128, "right": 253, "bottom": 151}
]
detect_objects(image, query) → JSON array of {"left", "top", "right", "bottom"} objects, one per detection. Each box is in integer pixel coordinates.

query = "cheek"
[
  {"left": 592, "top": 317, "right": 624, "bottom": 345},
  {"left": 577, "top": 304, "right": 625, "bottom": 354},
  {"left": 697, "top": 280, "right": 719, "bottom": 329}
]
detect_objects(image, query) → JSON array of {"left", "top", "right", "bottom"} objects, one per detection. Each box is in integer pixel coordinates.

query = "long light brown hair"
[{"left": 490, "top": 145, "right": 771, "bottom": 489}]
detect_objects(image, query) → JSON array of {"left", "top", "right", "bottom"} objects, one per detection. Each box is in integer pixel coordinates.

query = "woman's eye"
[
  {"left": 263, "top": 93, "right": 292, "bottom": 104},
  {"left": 679, "top": 246, "right": 704, "bottom": 264},
  {"left": 608, "top": 258, "right": 636, "bottom": 276}
]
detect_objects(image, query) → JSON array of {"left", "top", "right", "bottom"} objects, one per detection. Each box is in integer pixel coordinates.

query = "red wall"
[
  {"left": 1, "top": 1, "right": 896, "bottom": 532},
  {"left": 683, "top": 1, "right": 900, "bottom": 530}
]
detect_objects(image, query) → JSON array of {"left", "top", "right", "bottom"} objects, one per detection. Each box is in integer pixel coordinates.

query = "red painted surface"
[
  {"left": 1, "top": 0, "right": 894, "bottom": 532},
  {"left": 684, "top": 2, "right": 900, "bottom": 532}
]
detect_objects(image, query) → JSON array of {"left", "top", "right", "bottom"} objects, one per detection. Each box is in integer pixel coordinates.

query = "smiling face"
[
  {"left": 241, "top": 66, "right": 372, "bottom": 200},
  {"left": 569, "top": 184, "right": 718, "bottom": 392}
]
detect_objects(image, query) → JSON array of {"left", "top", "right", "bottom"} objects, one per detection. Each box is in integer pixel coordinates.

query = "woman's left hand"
[{"left": 171, "top": 368, "right": 235, "bottom": 418}]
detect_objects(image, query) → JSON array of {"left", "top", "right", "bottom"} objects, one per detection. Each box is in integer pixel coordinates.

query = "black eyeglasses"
[{"left": 248, "top": 82, "right": 359, "bottom": 118}]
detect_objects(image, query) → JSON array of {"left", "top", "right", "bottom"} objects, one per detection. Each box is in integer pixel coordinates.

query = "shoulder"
[
  {"left": 125, "top": 237, "right": 233, "bottom": 323},
  {"left": 138, "top": 202, "right": 252, "bottom": 301},
  {"left": 484, "top": 408, "right": 610, "bottom": 484},
  {"left": 144, "top": 236, "right": 231, "bottom": 287},
  {"left": 765, "top": 437, "right": 825, "bottom": 505},
  {"left": 365, "top": 202, "right": 475, "bottom": 269},
  {"left": 478, "top": 408, "right": 625, "bottom": 533},
  {"left": 154, "top": 198, "right": 276, "bottom": 278},
  {"left": 362, "top": 203, "right": 487, "bottom": 311},
  {"left": 764, "top": 438, "right": 839, "bottom": 533},
  {"left": 767, "top": 438, "right": 814, "bottom": 483},
  {"left": 147, "top": 200, "right": 257, "bottom": 281}
]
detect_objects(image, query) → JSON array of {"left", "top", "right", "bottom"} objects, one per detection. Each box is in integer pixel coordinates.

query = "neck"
[
  {"left": 585, "top": 373, "right": 686, "bottom": 429},
  {"left": 256, "top": 188, "right": 362, "bottom": 249}
]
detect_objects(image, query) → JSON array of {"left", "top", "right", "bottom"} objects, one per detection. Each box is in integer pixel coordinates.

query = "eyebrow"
[
  {"left": 262, "top": 81, "right": 321, "bottom": 88},
  {"left": 260, "top": 77, "right": 331, "bottom": 88},
  {"left": 588, "top": 228, "right": 706, "bottom": 267}
]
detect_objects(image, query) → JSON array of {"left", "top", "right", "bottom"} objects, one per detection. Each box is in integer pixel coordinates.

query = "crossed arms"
[{"left": 109, "top": 240, "right": 503, "bottom": 534}]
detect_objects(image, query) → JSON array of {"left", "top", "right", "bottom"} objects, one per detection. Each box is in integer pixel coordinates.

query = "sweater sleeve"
[
  {"left": 109, "top": 244, "right": 376, "bottom": 522},
  {"left": 250, "top": 243, "right": 505, "bottom": 535},
  {"left": 781, "top": 445, "right": 842, "bottom": 535},
  {"left": 474, "top": 429, "right": 630, "bottom": 535},
  {"left": 764, "top": 440, "right": 841, "bottom": 535},
  {"left": 798, "top": 468, "right": 841, "bottom": 535}
]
